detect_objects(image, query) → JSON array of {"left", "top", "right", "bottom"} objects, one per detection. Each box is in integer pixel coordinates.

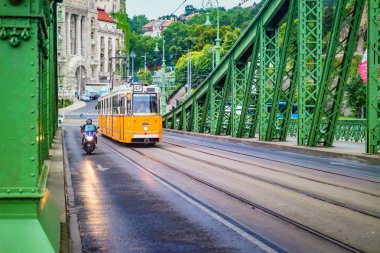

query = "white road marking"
[
  {"left": 109, "top": 147, "right": 278, "bottom": 253},
  {"left": 96, "top": 164, "right": 110, "bottom": 171},
  {"left": 329, "top": 162, "right": 356, "bottom": 168}
]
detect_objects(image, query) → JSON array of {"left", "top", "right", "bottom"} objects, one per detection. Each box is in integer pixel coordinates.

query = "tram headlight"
[{"left": 144, "top": 126, "right": 148, "bottom": 131}]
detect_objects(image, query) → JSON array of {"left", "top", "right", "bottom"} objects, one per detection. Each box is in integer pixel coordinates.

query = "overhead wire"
[{"left": 169, "top": 0, "right": 188, "bottom": 16}]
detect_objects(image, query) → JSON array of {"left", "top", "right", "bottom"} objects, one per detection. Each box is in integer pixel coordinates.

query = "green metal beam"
[
  {"left": 309, "top": 0, "right": 366, "bottom": 147},
  {"left": 236, "top": 41, "right": 260, "bottom": 138},
  {"left": 259, "top": 25, "right": 278, "bottom": 140},
  {"left": 266, "top": 0, "right": 298, "bottom": 141},
  {"left": 297, "top": 0, "right": 323, "bottom": 145},
  {"left": 0, "top": 0, "right": 60, "bottom": 252},
  {"left": 366, "top": 0, "right": 380, "bottom": 154}
]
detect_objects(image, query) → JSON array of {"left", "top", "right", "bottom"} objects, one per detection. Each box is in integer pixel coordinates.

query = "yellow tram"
[{"left": 97, "top": 83, "right": 162, "bottom": 144}]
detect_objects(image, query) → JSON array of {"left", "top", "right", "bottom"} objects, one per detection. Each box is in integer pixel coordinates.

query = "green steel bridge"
[
  {"left": 163, "top": 0, "right": 380, "bottom": 155},
  {"left": 0, "top": 0, "right": 379, "bottom": 252}
]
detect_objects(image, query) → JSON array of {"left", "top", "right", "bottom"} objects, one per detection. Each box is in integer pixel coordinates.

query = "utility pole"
[
  {"left": 161, "top": 37, "right": 166, "bottom": 114},
  {"left": 187, "top": 49, "right": 192, "bottom": 96}
]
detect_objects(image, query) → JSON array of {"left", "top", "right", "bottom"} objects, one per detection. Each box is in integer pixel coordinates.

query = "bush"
[{"left": 58, "top": 99, "right": 73, "bottom": 109}]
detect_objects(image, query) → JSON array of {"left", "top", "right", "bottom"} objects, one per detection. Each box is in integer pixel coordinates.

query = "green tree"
[
  {"left": 128, "top": 15, "right": 149, "bottom": 34},
  {"left": 137, "top": 69, "right": 153, "bottom": 84},
  {"left": 346, "top": 74, "right": 366, "bottom": 118}
]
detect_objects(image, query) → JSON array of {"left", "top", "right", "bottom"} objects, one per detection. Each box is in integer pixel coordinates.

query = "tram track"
[
  {"left": 161, "top": 140, "right": 380, "bottom": 197},
  {"left": 155, "top": 144, "right": 380, "bottom": 219},
  {"left": 163, "top": 136, "right": 380, "bottom": 184},
  {"left": 101, "top": 139, "right": 366, "bottom": 253}
]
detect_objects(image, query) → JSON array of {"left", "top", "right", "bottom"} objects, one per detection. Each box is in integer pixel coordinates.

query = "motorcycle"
[{"left": 81, "top": 126, "right": 98, "bottom": 155}]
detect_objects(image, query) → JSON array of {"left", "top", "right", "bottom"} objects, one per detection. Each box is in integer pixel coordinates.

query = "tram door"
[{"left": 120, "top": 96, "right": 126, "bottom": 140}]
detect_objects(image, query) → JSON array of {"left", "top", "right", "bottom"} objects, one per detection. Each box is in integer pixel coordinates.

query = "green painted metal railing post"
[
  {"left": 366, "top": 0, "right": 380, "bottom": 154},
  {"left": 297, "top": 0, "right": 323, "bottom": 145}
]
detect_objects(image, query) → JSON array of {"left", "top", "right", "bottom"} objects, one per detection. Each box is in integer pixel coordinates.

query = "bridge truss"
[{"left": 163, "top": 0, "right": 380, "bottom": 154}]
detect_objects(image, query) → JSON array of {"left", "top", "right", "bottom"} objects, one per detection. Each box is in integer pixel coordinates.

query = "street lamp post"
[
  {"left": 130, "top": 51, "right": 136, "bottom": 81},
  {"left": 141, "top": 53, "right": 147, "bottom": 72},
  {"left": 203, "top": 0, "right": 221, "bottom": 65},
  {"left": 154, "top": 39, "right": 167, "bottom": 114},
  {"left": 208, "top": 46, "right": 215, "bottom": 70}
]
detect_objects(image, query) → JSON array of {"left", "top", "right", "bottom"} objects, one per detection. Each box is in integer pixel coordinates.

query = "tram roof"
[{"left": 99, "top": 83, "right": 161, "bottom": 100}]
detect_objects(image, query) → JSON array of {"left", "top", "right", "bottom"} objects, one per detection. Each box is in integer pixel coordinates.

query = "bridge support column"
[
  {"left": 366, "top": 0, "right": 380, "bottom": 154},
  {"left": 259, "top": 25, "right": 279, "bottom": 140},
  {"left": 297, "top": 0, "right": 323, "bottom": 145},
  {"left": 0, "top": 1, "right": 60, "bottom": 252}
]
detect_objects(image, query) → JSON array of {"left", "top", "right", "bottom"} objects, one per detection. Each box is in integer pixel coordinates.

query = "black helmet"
[{"left": 86, "top": 119, "right": 92, "bottom": 124}]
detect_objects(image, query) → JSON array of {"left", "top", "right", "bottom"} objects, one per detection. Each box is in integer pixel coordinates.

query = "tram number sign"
[{"left": 133, "top": 85, "right": 142, "bottom": 92}]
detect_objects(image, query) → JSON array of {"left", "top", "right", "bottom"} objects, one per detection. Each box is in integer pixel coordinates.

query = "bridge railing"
[{"left": 288, "top": 119, "right": 366, "bottom": 143}]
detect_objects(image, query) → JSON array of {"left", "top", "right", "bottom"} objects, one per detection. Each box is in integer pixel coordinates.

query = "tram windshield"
[{"left": 133, "top": 93, "right": 158, "bottom": 115}]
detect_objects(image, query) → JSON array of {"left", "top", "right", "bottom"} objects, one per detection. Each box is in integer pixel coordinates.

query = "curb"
[
  {"left": 164, "top": 129, "right": 380, "bottom": 165},
  {"left": 62, "top": 129, "right": 83, "bottom": 253}
]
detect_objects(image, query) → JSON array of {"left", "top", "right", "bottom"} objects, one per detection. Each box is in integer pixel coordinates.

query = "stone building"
[
  {"left": 57, "top": 0, "right": 124, "bottom": 98},
  {"left": 97, "top": 0, "right": 121, "bottom": 13}
]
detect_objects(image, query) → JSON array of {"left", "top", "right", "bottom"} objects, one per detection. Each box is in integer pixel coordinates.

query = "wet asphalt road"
[{"left": 64, "top": 126, "right": 269, "bottom": 253}]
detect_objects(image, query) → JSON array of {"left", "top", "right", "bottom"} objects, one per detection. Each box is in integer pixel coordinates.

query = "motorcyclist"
[{"left": 81, "top": 119, "right": 98, "bottom": 145}]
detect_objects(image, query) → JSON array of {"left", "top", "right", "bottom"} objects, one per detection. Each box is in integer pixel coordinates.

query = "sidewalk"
[
  {"left": 45, "top": 128, "right": 69, "bottom": 253},
  {"left": 167, "top": 86, "right": 186, "bottom": 113},
  {"left": 58, "top": 99, "right": 86, "bottom": 116},
  {"left": 165, "top": 129, "right": 380, "bottom": 164}
]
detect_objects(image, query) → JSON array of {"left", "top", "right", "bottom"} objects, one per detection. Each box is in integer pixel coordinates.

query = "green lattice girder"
[
  {"left": 366, "top": 0, "right": 380, "bottom": 154},
  {"left": 266, "top": 0, "right": 298, "bottom": 141},
  {"left": 163, "top": 0, "right": 378, "bottom": 154},
  {"left": 236, "top": 40, "right": 260, "bottom": 138},
  {"left": 259, "top": 26, "right": 279, "bottom": 140},
  {"left": 231, "top": 63, "right": 249, "bottom": 137},
  {"left": 309, "top": 0, "right": 366, "bottom": 147},
  {"left": 297, "top": 0, "right": 323, "bottom": 145},
  {"left": 164, "top": 0, "right": 287, "bottom": 129}
]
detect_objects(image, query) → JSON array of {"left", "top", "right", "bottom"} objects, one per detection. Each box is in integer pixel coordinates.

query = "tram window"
[
  {"left": 97, "top": 102, "right": 101, "bottom": 114},
  {"left": 133, "top": 93, "right": 158, "bottom": 114},
  {"left": 112, "top": 96, "right": 118, "bottom": 114},
  {"left": 120, "top": 97, "right": 126, "bottom": 115}
]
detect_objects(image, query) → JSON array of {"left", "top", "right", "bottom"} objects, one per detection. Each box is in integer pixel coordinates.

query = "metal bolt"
[
  {"left": 30, "top": 125, "right": 34, "bottom": 129},
  {"left": 30, "top": 157, "right": 35, "bottom": 161},
  {"left": 6, "top": 189, "right": 10, "bottom": 193},
  {"left": 30, "top": 109, "right": 35, "bottom": 113},
  {"left": 31, "top": 189, "right": 35, "bottom": 193},
  {"left": 19, "top": 189, "right": 23, "bottom": 193},
  {"left": 30, "top": 173, "right": 35, "bottom": 177},
  {"left": 30, "top": 141, "right": 35, "bottom": 145}
]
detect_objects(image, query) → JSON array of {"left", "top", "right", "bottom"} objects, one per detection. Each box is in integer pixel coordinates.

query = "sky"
[{"left": 126, "top": 0, "right": 258, "bottom": 19}]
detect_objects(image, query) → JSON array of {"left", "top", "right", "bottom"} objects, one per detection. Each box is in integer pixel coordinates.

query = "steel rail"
[
  {"left": 156, "top": 142, "right": 380, "bottom": 219},
  {"left": 161, "top": 140, "right": 380, "bottom": 197},
  {"left": 163, "top": 136, "right": 380, "bottom": 184},
  {"left": 102, "top": 140, "right": 365, "bottom": 253}
]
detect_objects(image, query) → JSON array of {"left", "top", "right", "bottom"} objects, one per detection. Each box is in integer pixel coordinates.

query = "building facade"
[
  {"left": 57, "top": 0, "right": 124, "bottom": 98},
  {"left": 97, "top": 0, "right": 121, "bottom": 14},
  {"left": 142, "top": 19, "right": 174, "bottom": 37}
]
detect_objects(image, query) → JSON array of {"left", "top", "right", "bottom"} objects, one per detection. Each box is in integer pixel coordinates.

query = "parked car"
[
  {"left": 81, "top": 94, "right": 91, "bottom": 102},
  {"left": 89, "top": 92, "right": 99, "bottom": 100}
]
